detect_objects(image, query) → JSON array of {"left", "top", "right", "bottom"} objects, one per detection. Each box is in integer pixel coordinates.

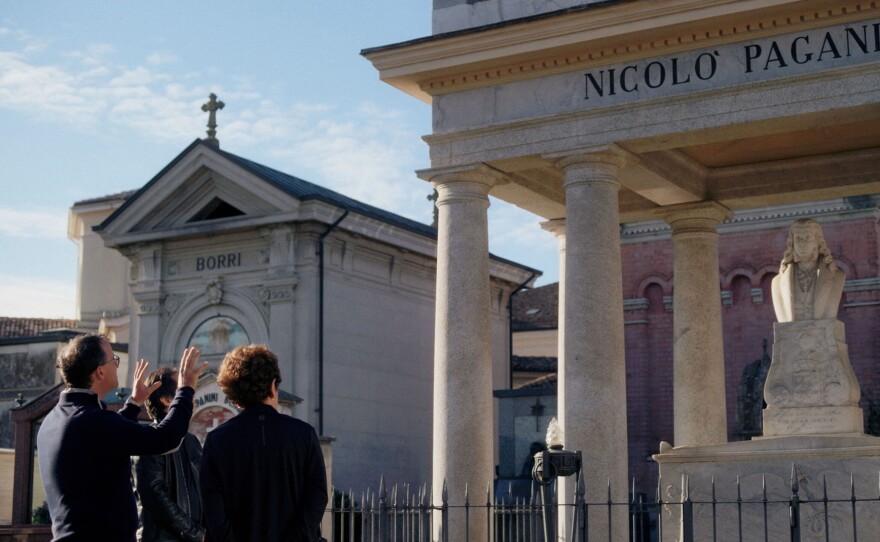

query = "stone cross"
[{"left": 201, "top": 93, "right": 225, "bottom": 144}]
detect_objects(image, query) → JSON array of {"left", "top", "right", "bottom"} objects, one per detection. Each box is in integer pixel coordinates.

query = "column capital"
[
  {"left": 416, "top": 163, "right": 507, "bottom": 188},
  {"left": 663, "top": 201, "right": 732, "bottom": 234},
  {"left": 540, "top": 218, "right": 566, "bottom": 239},
  {"left": 545, "top": 145, "right": 627, "bottom": 189},
  {"left": 418, "top": 164, "right": 505, "bottom": 208},
  {"left": 545, "top": 144, "right": 628, "bottom": 170}
]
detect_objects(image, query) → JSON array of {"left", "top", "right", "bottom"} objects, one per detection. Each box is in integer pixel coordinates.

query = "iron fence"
[{"left": 324, "top": 464, "right": 880, "bottom": 542}]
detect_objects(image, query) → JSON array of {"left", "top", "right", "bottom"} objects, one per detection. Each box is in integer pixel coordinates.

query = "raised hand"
[
  {"left": 177, "top": 346, "right": 208, "bottom": 389},
  {"left": 130, "top": 359, "right": 161, "bottom": 405}
]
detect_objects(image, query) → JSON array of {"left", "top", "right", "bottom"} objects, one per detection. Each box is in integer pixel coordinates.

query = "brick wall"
[{"left": 620, "top": 215, "right": 880, "bottom": 492}]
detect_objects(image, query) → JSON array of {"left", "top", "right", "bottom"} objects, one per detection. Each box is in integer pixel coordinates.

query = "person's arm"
[
  {"left": 103, "top": 348, "right": 208, "bottom": 457},
  {"left": 302, "top": 427, "right": 329, "bottom": 539},
  {"left": 133, "top": 452, "right": 205, "bottom": 542},
  {"left": 99, "top": 388, "right": 194, "bottom": 456},
  {"left": 199, "top": 435, "right": 237, "bottom": 542},
  {"left": 119, "top": 400, "right": 142, "bottom": 421},
  {"left": 119, "top": 358, "right": 162, "bottom": 420}
]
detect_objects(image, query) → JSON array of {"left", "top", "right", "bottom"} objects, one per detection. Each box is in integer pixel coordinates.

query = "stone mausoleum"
[
  {"left": 1, "top": 129, "right": 536, "bottom": 528},
  {"left": 71, "top": 136, "right": 536, "bottom": 494},
  {"left": 365, "top": 1, "right": 880, "bottom": 539}
]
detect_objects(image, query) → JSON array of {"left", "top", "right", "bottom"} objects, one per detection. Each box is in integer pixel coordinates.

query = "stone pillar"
[
  {"left": 540, "top": 218, "right": 566, "bottom": 374},
  {"left": 555, "top": 149, "right": 628, "bottom": 541},
  {"left": 128, "top": 243, "right": 163, "bottom": 367},
  {"left": 418, "top": 164, "right": 502, "bottom": 542},
  {"left": 293, "top": 226, "right": 323, "bottom": 428},
  {"left": 664, "top": 202, "right": 731, "bottom": 447},
  {"left": 262, "top": 226, "right": 299, "bottom": 405}
]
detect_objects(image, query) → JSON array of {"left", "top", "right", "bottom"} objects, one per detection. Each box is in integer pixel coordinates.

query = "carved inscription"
[
  {"left": 583, "top": 21, "right": 880, "bottom": 101},
  {"left": 196, "top": 252, "right": 242, "bottom": 271}
]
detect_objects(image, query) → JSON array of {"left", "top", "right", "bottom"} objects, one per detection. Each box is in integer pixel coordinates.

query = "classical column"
[
  {"left": 664, "top": 202, "right": 731, "bottom": 447},
  {"left": 555, "top": 149, "right": 628, "bottom": 541},
  {"left": 540, "top": 218, "right": 566, "bottom": 370},
  {"left": 418, "top": 164, "right": 503, "bottom": 542}
]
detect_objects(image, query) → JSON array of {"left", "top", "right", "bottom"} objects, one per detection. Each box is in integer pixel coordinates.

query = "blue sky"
[{"left": 0, "top": 1, "right": 558, "bottom": 318}]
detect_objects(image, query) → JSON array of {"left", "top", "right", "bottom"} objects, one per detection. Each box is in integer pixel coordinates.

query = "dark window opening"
[{"left": 188, "top": 197, "right": 245, "bottom": 222}]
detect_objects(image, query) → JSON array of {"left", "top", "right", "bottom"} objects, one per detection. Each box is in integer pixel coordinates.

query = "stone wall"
[
  {"left": 432, "top": 0, "right": 604, "bottom": 34},
  {"left": 0, "top": 345, "right": 59, "bottom": 448},
  {"left": 618, "top": 206, "right": 880, "bottom": 492}
]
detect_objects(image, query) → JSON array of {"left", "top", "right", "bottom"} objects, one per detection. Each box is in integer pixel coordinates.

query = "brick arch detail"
[
  {"left": 636, "top": 273, "right": 671, "bottom": 297},
  {"left": 721, "top": 265, "right": 757, "bottom": 289},
  {"left": 756, "top": 263, "right": 780, "bottom": 282}
]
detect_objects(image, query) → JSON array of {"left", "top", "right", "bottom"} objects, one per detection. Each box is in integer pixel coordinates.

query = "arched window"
[{"left": 188, "top": 316, "right": 250, "bottom": 362}]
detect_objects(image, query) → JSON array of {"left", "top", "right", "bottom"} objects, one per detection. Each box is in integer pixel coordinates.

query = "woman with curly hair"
[{"left": 200, "top": 344, "right": 328, "bottom": 541}]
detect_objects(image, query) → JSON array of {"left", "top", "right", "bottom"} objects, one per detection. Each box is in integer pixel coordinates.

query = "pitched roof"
[
  {"left": 92, "top": 139, "right": 539, "bottom": 273},
  {"left": 0, "top": 317, "right": 78, "bottom": 339},
  {"left": 511, "top": 355, "right": 557, "bottom": 372},
  {"left": 213, "top": 145, "right": 439, "bottom": 240},
  {"left": 511, "top": 282, "right": 558, "bottom": 331}
]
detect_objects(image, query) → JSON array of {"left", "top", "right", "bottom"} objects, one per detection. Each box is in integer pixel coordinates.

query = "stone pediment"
[{"left": 95, "top": 140, "right": 302, "bottom": 246}]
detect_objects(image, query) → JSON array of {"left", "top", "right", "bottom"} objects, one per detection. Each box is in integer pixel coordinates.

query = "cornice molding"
[
  {"left": 365, "top": 0, "right": 877, "bottom": 100},
  {"left": 621, "top": 195, "right": 880, "bottom": 243}
]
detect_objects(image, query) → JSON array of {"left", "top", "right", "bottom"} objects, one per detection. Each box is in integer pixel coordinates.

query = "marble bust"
[{"left": 770, "top": 219, "right": 845, "bottom": 322}]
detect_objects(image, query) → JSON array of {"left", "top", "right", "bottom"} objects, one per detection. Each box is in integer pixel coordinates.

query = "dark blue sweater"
[{"left": 37, "top": 387, "right": 195, "bottom": 542}]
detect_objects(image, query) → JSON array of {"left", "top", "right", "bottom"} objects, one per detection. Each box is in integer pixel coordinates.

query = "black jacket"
[
  {"left": 36, "top": 388, "right": 194, "bottom": 542},
  {"left": 134, "top": 432, "right": 205, "bottom": 542},
  {"left": 200, "top": 403, "right": 328, "bottom": 542}
]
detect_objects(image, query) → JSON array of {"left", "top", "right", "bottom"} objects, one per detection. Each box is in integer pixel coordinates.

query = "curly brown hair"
[{"left": 216, "top": 344, "right": 281, "bottom": 408}]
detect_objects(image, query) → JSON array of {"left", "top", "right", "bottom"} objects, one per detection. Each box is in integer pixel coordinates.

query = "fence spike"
[
  {"left": 790, "top": 463, "right": 798, "bottom": 493},
  {"left": 632, "top": 477, "right": 636, "bottom": 504},
  {"left": 711, "top": 475, "right": 717, "bottom": 503},
  {"left": 850, "top": 472, "right": 856, "bottom": 501},
  {"left": 379, "top": 475, "right": 387, "bottom": 501},
  {"left": 762, "top": 473, "right": 767, "bottom": 500},
  {"left": 486, "top": 481, "right": 492, "bottom": 507},
  {"left": 607, "top": 478, "right": 612, "bottom": 504},
  {"left": 442, "top": 479, "right": 448, "bottom": 504},
  {"left": 823, "top": 474, "right": 828, "bottom": 502}
]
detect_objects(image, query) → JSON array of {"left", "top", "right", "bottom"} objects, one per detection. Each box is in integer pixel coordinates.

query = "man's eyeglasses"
[{"left": 108, "top": 355, "right": 120, "bottom": 368}]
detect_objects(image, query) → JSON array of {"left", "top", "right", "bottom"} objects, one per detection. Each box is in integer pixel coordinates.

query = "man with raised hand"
[{"left": 37, "top": 334, "right": 207, "bottom": 542}]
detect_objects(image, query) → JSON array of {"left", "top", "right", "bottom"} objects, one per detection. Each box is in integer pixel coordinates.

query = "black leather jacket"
[{"left": 134, "top": 432, "right": 205, "bottom": 542}]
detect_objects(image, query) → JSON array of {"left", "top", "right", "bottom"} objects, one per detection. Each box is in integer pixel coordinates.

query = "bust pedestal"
[{"left": 762, "top": 319, "right": 862, "bottom": 437}]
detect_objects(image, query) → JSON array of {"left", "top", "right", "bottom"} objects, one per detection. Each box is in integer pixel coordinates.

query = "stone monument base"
[
  {"left": 763, "top": 405, "right": 864, "bottom": 437},
  {"left": 763, "top": 319, "right": 862, "bottom": 438},
  {"left": 654, "top": 435, "right": 880, "bottom": 541}
]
